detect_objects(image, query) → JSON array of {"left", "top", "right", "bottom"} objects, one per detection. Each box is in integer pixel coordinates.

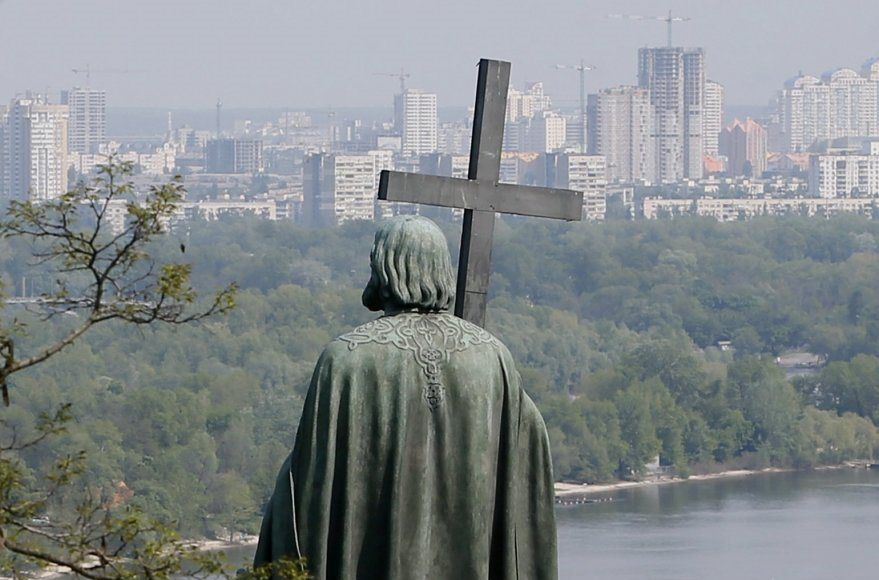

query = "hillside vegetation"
[{"left": 3, "top": 215, "right": 879, "bottom": 537}]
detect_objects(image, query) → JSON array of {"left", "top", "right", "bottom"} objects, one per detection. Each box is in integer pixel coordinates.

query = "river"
[
  {"left": 226, "top": 468, "right": 879, "bottom": 579},
  {"left": 557, "top": 468, "right": 879, "bottom": 579}
]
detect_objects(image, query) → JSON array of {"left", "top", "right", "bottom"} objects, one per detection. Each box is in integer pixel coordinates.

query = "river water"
[
  {"left": 557, "top": 468, "right": 879, "bottom": 580},
  {"left": 227, "top": 468, "right": 879, "bottom": 579}
]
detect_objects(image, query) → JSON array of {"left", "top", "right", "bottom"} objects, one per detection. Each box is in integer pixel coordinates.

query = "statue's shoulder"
[
  {"left": 332, "top": 315, "right": 407, "bottom": 351},
  {"left": 333, "top": 312, "right": 503, "bottom": 354}
]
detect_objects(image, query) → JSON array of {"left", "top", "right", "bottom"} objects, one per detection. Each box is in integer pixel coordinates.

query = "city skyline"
[
  {"left": 2, "top": 0, "right": 879, "bottom": 109},
  {"left": 5, "top": 3, "right": 879, "bottom": 221}
]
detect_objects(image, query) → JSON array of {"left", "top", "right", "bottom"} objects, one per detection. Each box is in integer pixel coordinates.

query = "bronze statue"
[{"left": 255, "top": 216, "right": 557, "bottom": 579}]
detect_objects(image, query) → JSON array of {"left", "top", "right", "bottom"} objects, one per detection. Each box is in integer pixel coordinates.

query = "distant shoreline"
[
  {"left": 554, "top": 464, "right": 855, "bottom": 502},
  {"left": 34, "top": 465, "right": 860, "bottom": 578},
  {"left": 185, "top": 534, "right": 259, "bottom": 552}
]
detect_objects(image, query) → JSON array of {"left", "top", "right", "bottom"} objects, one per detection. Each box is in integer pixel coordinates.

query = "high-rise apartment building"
[
  {"left": 779, "top": 69, "right": 878, "bottom": 152},
  {"left": 394, "top": 89, "right": 437, "bottom": 157},
  {"left": 419, "top": 153, "right": 469, "bottom": 181},
  {"left": 719, "top": 118, "right": 768, "bottom": 177},
  {"left": 564, "top": 117, "right": 585, "bottom": 152},
  {"left": 863, "top": 58, "right": 879, "bottom": 82},
  {"left": 703, "top": 80, "right": 724, "bottom": 157},
  {"left": 809, "top": 141, "right": 879, "bottom": 198},
  {"left": 778, "top": 75, "right": 829, "bottom": 152},
  {"left": 61, "top": 88, "right": 106, "bottom": 154},
  {"left": 303, "top": 151, "right": 394, "bottom": 226},
  {"left": 505, "top": 82, "right": 555, "bottom": 153},
  {"left": 372, "top": 149, "right": 411, "bottom": 220},
  {"left": 526, "top": 112, "right": 567, "bottom": 153},
  {"left": 506, "top": 82, "right": 553, "bottom": 122},
  {"left": 502, "top": 120, "right": 525, "bottom": 152},
  {"left": 826, "top": 69, "right": 877, "bottom": 139},
  {"left": 550, "top": 153, "right": 607, "bottom": 220},
  {"left": 587, "top": 86, "right": 654, "bottom": 182},
  {"left": 638, "top": 47, "right": 705, "bottom": 182},
  {"left": 2, "top": 96, "right": 69, "bottom": 200},
  {"left": 437, "top": 122, "right": 471, "bottom": 155},
  {"left": 204, "top": 138, "right": 263, "bottom": 173}
]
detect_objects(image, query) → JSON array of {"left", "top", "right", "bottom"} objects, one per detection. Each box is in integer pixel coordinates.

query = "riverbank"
[
  {"left": 555, "top": 466, "right": 879, "bottom": 579},
  {"left": 25, "top": 536, "right": 262, "bottom": 579},
  {"left": 554, "top": 464, "right": 859, "bottom": 502},
  {"left": 184, "top": 533, "right": 259, "bottom": 552}
]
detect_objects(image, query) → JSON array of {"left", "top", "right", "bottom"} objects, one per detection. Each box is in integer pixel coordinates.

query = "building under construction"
[{"left": 638, "top": 46, "right": 705, "bottom": 182}]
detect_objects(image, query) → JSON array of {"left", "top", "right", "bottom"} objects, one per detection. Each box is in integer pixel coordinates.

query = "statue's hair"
[{"left": 362, "top": 216, "right": 455, "bottom": 312}]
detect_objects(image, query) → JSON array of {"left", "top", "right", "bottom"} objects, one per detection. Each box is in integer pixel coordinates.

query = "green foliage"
[
  {"left": 3, "top": 210, "right": 879, "bottom": 574},
  {"left": 797, "top": 354, "right": 879, "bottom": 424},
  {"left": 0, "top": 160, "right": 277, "bottom": 578},
  {"left": 241, "top": 557, "right": 310, "bottom": 580}
]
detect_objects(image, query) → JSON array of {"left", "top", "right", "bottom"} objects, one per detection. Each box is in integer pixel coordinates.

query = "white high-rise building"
[
  {"left": 779, "top": 69, "right": 878, "bottom": 152},
  {"left": 526, "top": 112, "right": 566, "bottom": 153},
  {"left": 638, "top": 47, "right": 705, "bottom": 182},
  {"left": 2, "top": 96, "right": 69, "bottom": 200},
  {"left": 303, "top": 151, "right": 396, "bottom": 226},
  {"left": 863, "top": 58, "right": 879, "bottom": 83},
  {"left": 437, "top": 122, "right": 470, "bottom": 155},
  {"left": 61, "top": 88, "right": 106, "bottom": 154},
  {"left": 506, "top": 82, "right": 553, "bottom": 122},
  {"left": 587, "top": 86, "right": 654, "bottom": 182},
  {"left": 809, "top": 141, "right": 879, "bottom": 198},
  {"left": 703, "top": 80, "right": 724, "bottom": 157},
  {"left": 371, "top": 149, "right": 413, "bottom": 220},
  {"left": 826, "top": 69, "right": 877, "bottom": 139},
  {"left": 864, "top": 58, "right": 879, "bottom": 137},
  {"left": 555, "top": 154, "right": 607, "bottom": 220},
  {"left": 504, "top": 83, "right": 556, "bottom": 153},
  {"left": 779, "top": 75, "right": 830, "bottom": 152},
  {"left": 394, "top": 89, "right": 437, "bottom": 157}
]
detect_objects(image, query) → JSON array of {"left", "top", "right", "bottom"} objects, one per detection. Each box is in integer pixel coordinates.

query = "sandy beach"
[
  {"left": 21, "top": 536, "right": 261, "bottom": 579},
  {"left": 554, "top": 467, "right": 804, "bottom": 501},
  {"left": 184, "top": 534, "right": 259, "bottom": 552}
]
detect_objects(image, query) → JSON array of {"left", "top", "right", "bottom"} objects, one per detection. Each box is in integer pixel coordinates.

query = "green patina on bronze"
[{"left": 254, "top": 217, "right": 557, "bottom": 579}]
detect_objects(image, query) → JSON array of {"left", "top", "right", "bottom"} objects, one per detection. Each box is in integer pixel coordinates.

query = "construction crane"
[
  {"left": 555, "top": 60, "right": 596, "bottom": 154},
  {"left": 71, "top": 64, "right": 147, "bottom": 86},
  {"left": 607, "top": 10, "right": 691, "bottom": 47},
  {"left": 374, "top": 68, "right": 412, "bottom": 94}
]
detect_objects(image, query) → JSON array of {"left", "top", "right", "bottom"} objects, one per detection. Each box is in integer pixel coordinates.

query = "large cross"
[{"left": 377, "top": 58, "right": 583, "bottom": 327}]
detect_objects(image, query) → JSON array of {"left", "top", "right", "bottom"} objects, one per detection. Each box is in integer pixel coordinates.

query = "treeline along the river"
[{"left": 3, "top": 215, "right": 879, "bottom": 537}]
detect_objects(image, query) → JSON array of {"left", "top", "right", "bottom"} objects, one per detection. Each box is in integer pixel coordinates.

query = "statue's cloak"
[{"left": 254, "top": 312, "right": 557, "bottom": 579}]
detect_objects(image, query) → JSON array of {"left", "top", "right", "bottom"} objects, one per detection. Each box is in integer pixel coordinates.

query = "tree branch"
[
  {"left": 2, "top": 536, "right": 114, "bottom": 580},
  {"left": 6, "top": 317, "right": 99, "bottom": 377}
]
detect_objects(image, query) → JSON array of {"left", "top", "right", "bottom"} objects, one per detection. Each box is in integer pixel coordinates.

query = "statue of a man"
[{"left": 254, "top": 216, "right": 557, "bottom": 579}]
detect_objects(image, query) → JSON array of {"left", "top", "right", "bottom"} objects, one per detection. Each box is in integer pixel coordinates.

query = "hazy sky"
[{"left": 1, "top": 0, "right": 877, "bottom": 110}]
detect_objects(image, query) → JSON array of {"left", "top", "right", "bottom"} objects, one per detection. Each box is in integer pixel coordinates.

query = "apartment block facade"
[
  {"left": 1, "top": 96, "right": 69, "bottom": 200},
  {"left": 395, "top": 89, "right": 437, "bottom": 157},
  {"left": 61, "top": 87, "right": 106, "bottom": 154},
  {"left": 587, "top": 86, "right": 654, "bottom": 182},
  {"left": 638, "top": 47, "right": 705, "bottom": 182}
]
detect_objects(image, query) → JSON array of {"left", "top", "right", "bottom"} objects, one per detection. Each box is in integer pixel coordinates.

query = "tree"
[
  {"left": 622, "top": 337, "right": 708, "bottom": 409},
  {"left": 615, "top": 382, "right": 661, "bottom": 477},
  {"left": 816, "top": 355, "right": 879, "bottom": 423},
  {"left": 0, "top": 159, "right": 303, "bottom": 578},
  {"left": 729, "top": 357, "right": 802, "bottom": 464},
  {"left": 0, "top": 159, "right": 236, "bottom": 406}
]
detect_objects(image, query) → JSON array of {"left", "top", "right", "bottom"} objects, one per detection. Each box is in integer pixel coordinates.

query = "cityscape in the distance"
[{"left": 3, "top": 41, "right": 879, "bottom": 226}]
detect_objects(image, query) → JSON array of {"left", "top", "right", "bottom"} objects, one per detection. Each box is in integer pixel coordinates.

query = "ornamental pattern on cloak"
[{"left": 337, "top": 312, "right": 500, "bottom": 410}]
